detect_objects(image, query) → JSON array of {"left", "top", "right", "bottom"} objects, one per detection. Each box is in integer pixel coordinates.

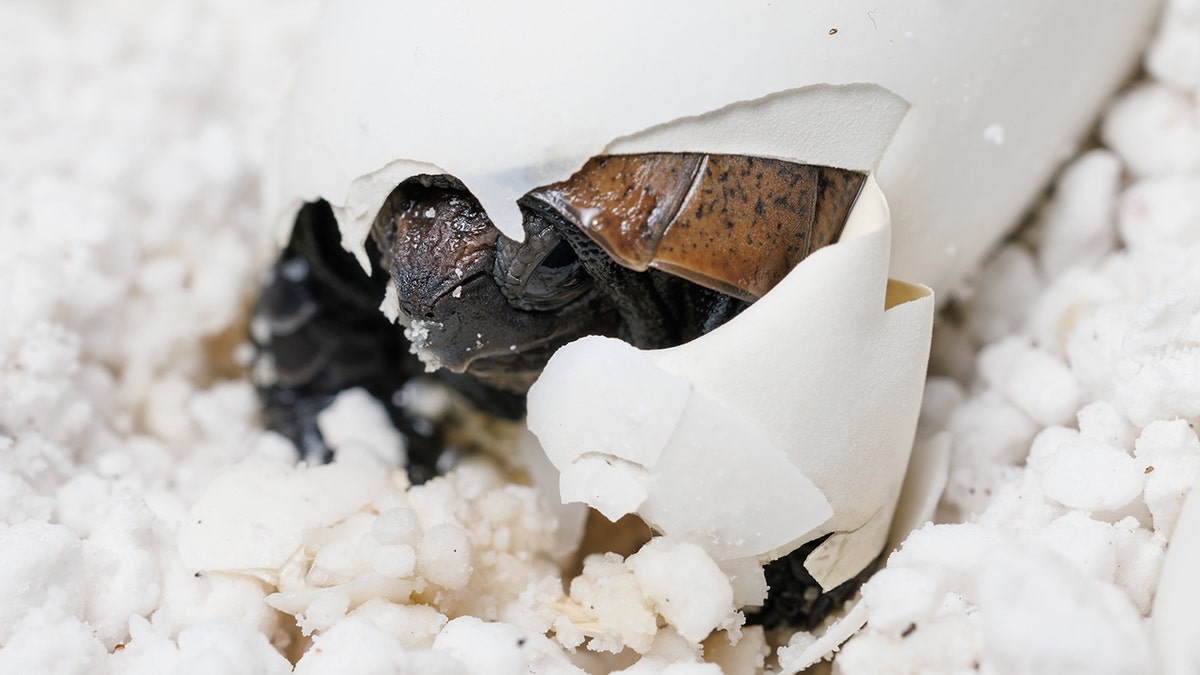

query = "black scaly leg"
[
  {"left": 252, "top": 200, "right": 445, "bottom": 481},
  {"left": 747, "top": 535, "right": 884, "bottom": 631}
]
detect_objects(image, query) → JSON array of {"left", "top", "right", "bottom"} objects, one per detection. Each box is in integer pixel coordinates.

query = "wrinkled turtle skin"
[{"left": 251, "top": 152, "right": 866, "bottom": 627}]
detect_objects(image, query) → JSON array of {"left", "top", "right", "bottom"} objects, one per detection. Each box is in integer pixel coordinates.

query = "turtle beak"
[{"left": 402, "top": 271, "right": 617, "bottom": 387}]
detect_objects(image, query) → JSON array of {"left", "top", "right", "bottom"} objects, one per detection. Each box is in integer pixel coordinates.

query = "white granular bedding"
[{"left": 4, "top": 1, "right": 1200, "bottom": 673}]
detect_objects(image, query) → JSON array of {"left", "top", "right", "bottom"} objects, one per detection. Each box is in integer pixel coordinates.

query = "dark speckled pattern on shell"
[{"left": 528, "top": 154, "right": 866, "bottom": 301}]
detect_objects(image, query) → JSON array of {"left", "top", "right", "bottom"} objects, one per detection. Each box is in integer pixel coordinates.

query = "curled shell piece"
[{"left": 528, "top": 177, "right": 934, "bottom": 590}]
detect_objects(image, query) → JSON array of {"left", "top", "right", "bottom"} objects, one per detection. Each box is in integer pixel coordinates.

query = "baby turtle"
[
  {"left": 378, "top": 153, "right": 865, "bottom": 393},
  {"left": 252, "top": 151, "right": 866, "bottom": 624}
]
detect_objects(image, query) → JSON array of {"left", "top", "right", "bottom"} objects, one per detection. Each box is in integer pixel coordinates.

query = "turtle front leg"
[{"left": 251, "top": 200, "right": 447, "bottom": 481}]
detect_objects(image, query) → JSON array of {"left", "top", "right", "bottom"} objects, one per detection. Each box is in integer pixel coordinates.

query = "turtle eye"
[
  {"left": 539, "top": 240, "right": 577, "bottom": 270},
  {"left": 518, "top": 237, "right": 591, "bottom": 311},
  {"left": 496, "top": 228, "right": 592, "bottom": 312}
]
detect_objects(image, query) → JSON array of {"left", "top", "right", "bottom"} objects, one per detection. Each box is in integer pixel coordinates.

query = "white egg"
[{"left": 270, "top": 0, "right": 1159, "bottom": 296}]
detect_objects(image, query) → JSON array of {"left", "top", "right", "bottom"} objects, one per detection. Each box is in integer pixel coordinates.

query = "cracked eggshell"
[
  {"left": 529, "top": 178, "right": 934, "bottom": 592},
  {"left": 530, "top": 177, "right": 942, "bottom": 669},
  {"left": 269, "top": 0, "right": 1159, "bottom": 295}
]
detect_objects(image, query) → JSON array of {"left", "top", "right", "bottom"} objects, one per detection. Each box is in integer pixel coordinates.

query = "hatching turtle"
[
  {"left": 252, "top": 151, "right": 866, "bottom": 626},
  {"left": 254, "top": 150, "right": 864, "bottom": 482},
  {"left": 379, "top": 152, "right": 865, "bottom": 392}
]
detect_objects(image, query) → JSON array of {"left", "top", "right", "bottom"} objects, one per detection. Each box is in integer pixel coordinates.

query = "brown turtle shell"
[{"left": 526, "top": 153, "right": 866, "bottom": 302}]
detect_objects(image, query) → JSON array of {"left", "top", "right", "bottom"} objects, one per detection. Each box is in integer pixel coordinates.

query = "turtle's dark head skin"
[{"left": 378, "top": 175, "right": 622, "bottom": 393}]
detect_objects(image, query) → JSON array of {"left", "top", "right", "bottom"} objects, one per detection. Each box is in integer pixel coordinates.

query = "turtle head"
[{"left": 379, "top": 175, "right": 619, "bottom": 392}]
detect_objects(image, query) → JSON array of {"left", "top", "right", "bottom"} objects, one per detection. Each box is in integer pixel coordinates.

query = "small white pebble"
[
  {"left": 299, "top": 591, "right": 352, "bottom": 635},
  {"left": 888, "top": 523, "right": 1006, "bottom": 590},
  {"left": 317, "top": 388, "right": 406, "bottom": 469},
  {"left": 347, "top": 599, "right": 447, "bottom": 650},
  {"left": 1114, "top": 290, "right": 1200, "bottom": 427},
  {"left": 975, "top": 545, "right": 1151, "bottom": 675},
  {"left": 370, "top": 544, "right": 416, "bottom": 578},
  {"left": 978, "top": 337, "right": 1084, "bottom": 427},
  {"left": 1037, "top": 149, "right": 1121, "bottom": 277},
  {"left": 569, "top": 553, "right": 658, "bottom": 654},
  {"left": 1076, "top": 400, "right": 1138, "bottom": 452},
  {"left": 1118, "top": 175, "right": 1200, "bottom": 251},
  {"left": 1063, "top": 302, "right": 1134, "bottom": 400},
  {"left": 371, "top": 508, "right": 422, "bottom": 546},
  {"left": 1110, "top": 518, "right": 1164, "bottom": 615},
  {"left": 1133, "top": 419, "right": 1200, "bottom": 537},
  {"left": 1038, "top": 438, "right": 1144, "bottom": 513},
  {"left": 836, "top": 613, "right": 981, "bottom": 674},
  {"left": 0, "top": 522, "right": 85, "bottom": 644},
  {"left": 307, "top": 513, "right": 377, "bottom": 587},
  {"left": 860, "top": 564, "right": 948, "bottom": 635},
  {"left": 1102, "top": 82, "right": 1200, "bottom": 178},
  {"left": 0, "top": 605, "right": 108, "bottom": 675},
  {"left": 416, "top": 523, "right": 474, "bottom": 590},
  {"left": 947, "top": 391, "right": 1038, "bottom": 465},
  {"left": 626, "top": 539, "right": 736, "bottom": 644},
  {"left": 379, "top": 284, "right": 401, "bottom": 323},
  {"left": 293, "top": 617, "right": 452, "bottom": 674},
  {"left": 170, "top": 622, "right": 292, "bottom": 675},
  {"left": 1146, "top": 15, "right": 1200, "bottom": 89},
  {"left": 1036, "top": 511, "right": 1117, "bottom": 584},
  {"left": 1027, "top": 426, "right": 1084, "bottom": 473}
]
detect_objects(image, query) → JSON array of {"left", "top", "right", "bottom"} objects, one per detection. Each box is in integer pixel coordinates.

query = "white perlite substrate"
[{"left": 2, "top": 0, "right": 1198, "bottom": 673}]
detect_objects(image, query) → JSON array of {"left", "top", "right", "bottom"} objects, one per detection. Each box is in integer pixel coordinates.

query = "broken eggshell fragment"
[{"left": 528, "top": 177, "right": 934, "bottom": 594}]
